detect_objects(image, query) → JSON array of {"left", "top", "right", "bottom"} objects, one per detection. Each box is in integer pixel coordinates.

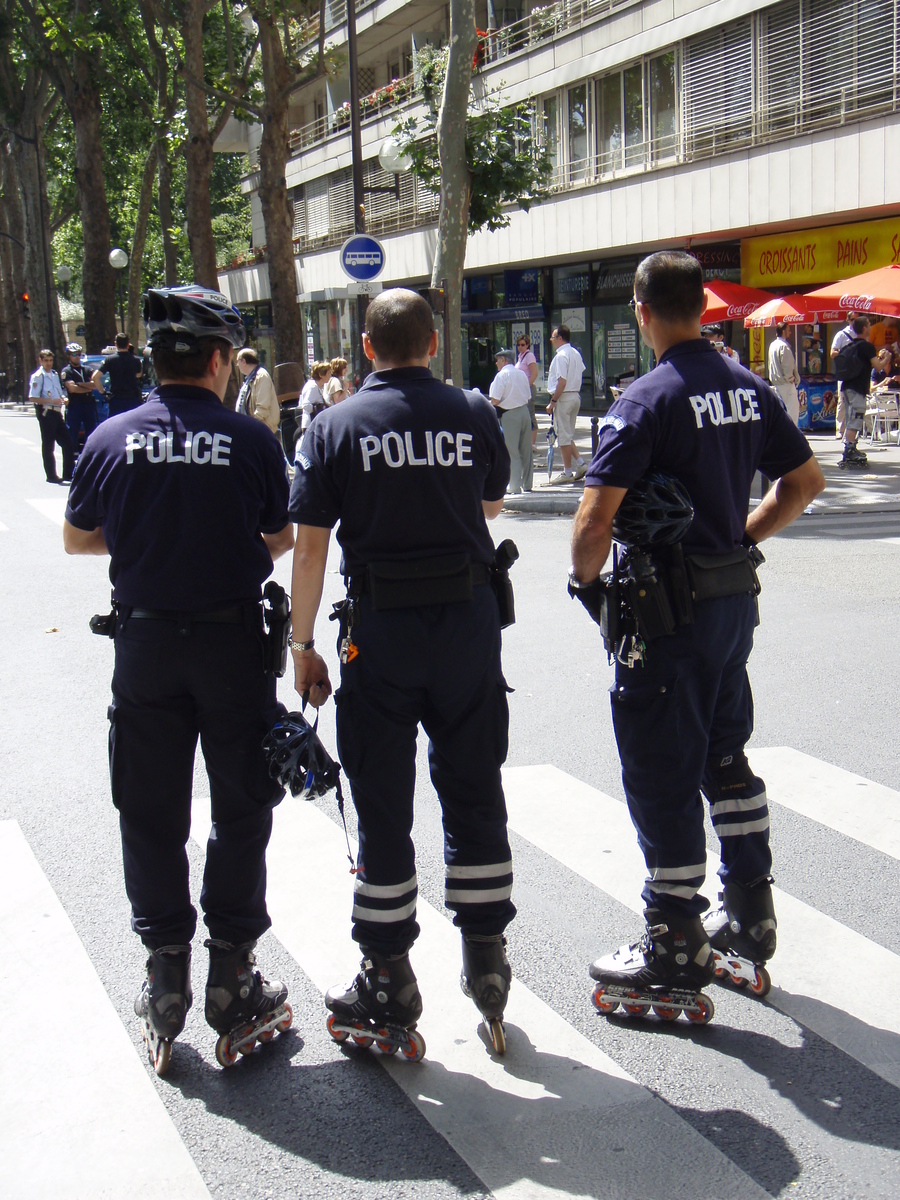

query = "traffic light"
[{"left": 20, "top": 292, "right": 29, "bottom": 320}]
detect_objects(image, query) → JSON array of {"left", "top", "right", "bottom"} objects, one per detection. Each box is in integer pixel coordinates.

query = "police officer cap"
[
  {"left": 495, "top": 347, "right": 516, "bottom": 364},
  {"left": 143, "top": 285, "right": 246, "bottom": 352},
  {"left": 612, "top": 470, "right": 694, "bottom": 548},
  {"left": 65, "top": 342, "right": 83, "bottom": 354}
]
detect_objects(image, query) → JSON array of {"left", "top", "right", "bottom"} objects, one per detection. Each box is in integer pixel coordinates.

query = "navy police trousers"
[
  {"left": 109, "top": 614, "right": 284, "bottom": 949},
  {"left": 611, "top": 592, "right": 771, "bottom": 918},
  {"left": 335, "top": 585, "right": 516, "bottom": 956}
]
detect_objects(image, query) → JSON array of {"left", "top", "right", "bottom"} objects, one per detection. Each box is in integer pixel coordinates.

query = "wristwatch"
[{"left": 290, "top": 638, "right": 315, "bottom": 653}]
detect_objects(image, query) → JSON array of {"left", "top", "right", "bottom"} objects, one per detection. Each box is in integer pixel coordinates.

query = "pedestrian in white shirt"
[
  {"left": 831, "top": 313, "right": 858, "bottom": 439},
  {"left": 29, "top": 348, "right": 75, "bottom": 483},
  {"left": 767, "top": 323, "right": 801, "bottom": 425},
  {"left": 544, "top": 325, "right": 587, "bottom": 485},
  {"left": 489, "top": 348, "right": 533, "bottom": 494}
]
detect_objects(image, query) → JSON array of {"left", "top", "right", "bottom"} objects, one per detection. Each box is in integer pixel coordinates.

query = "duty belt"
[{"left": 128, "top": 605, "right": 246, "bottom": 623}]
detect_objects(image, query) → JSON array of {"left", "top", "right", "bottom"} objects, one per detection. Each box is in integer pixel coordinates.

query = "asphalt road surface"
[{"left": 1, "top": 407, "right": 899, "bottom": 1200}]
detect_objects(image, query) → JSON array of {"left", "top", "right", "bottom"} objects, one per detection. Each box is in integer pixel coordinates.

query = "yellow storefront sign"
[{"left": 742, "top": 216, "right": 900, "bottom": 289}]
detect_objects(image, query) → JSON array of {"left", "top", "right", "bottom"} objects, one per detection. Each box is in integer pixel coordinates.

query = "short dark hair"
[
  {"left": 115, "top": 333, "right": 130, "bottom": 350},
  {"left": 553, "top": 325, "right": 571, "bottom": 342},
  {"left": 365, "top": 288, "right": 435, "bottom": 361},
  {"left": 776, "top": 322, "right": 788, "bottom": 336},
  {"left": 152, "top": 337, "right": 232, "bottom": 382},
  {"left": 634, "top": 251, "right": 705, "bottom": 323},
  {"left": 852, "top": 317, "right": 869, "bottom": 335}
]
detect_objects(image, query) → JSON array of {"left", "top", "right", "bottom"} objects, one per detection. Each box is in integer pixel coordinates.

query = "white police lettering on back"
[
  {"left": 359, "top": 430, "right": 473, "bottom": 472},
  {"left": 688, "top": 389, "right": 761, "bottom": 430},
  {"left": 125, "top": 431, "right": 232, "bottom": 465}
]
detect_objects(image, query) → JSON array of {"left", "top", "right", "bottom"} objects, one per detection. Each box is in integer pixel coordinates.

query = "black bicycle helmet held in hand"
[
  {"left": 143, "top": 285, "right": 246, "bottom": 352},
  {"left": 612, "top": 470, "right": 694, "bottom": 548}
]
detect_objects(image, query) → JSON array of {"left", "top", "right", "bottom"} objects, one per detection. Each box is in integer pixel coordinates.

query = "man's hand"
[{"left": 292, "top": 648, "right": 332, "bottom": 707}]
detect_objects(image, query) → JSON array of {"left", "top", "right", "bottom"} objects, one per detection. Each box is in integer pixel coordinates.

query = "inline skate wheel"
[
  {"left": 375, "top": 1029, "right": 399, "bottom": 1055},
  {"left": 622, "top": 992, "right": 651, "bottom": 1017},
  {"left": 276, "top": 1004, "right": 293, "bottom": 1033},
  {"left": 351, "top": 1025, "right": 375, "bottom": 1048},
  {"left": 591, "top": 985, "right": 618, "bottom": 1015},
  {"left": 238, "top": 1036, "right": 257, "bottom": 1056},
  {"left": 749, "top": 965, "right": 771, "bottom": 998},
  {"left": 651, "top": 997, "right": 679, "bottom": 1021},
  {"left": 486, "top": 1018, "right": 506, "bottom": 1055},
  {"left": 326, "top": 1013, "right": 348, "bottom": 1043},
  {"left": 258, "top": 1028, "right": 276, "bottom": 1043},
  {"left": 215, "top": 1034, "right": 240, "bottom": 1068},
  {"left": 685, "top": 994, "right": 715, "bottom": 1025},
  {"left": 401, "top": 1029, "right": 426, "bottom": 1062},
  {"left": 154, "top": 1040, "right": 172, "bottom": 1076}
]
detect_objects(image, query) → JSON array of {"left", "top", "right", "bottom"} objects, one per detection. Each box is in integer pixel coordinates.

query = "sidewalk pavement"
[{"left": 504, "top": 413, "right": 900, "bottom": 517}]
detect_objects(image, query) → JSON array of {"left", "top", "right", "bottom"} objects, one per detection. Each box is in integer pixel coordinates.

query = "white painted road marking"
[
  {"left": 0, "top": 821, "right": 212, "bottom": 1200},
  {"left": 751, "top": 746, "right": 900, "bottom": 859},
  {"left": 26, "top": 497, "right": 68, "bottom": 526},
  {"left": 502, "top": 764, "right": 900, "bottom": 1091}
]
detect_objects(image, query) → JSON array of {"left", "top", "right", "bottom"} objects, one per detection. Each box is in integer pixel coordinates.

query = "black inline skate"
[
  {"left": 590, "top": 908, "right": 716, "bottom": 1024},
  {"left": 134, "top": 944, "right": 192, "bottom": 1076},
  {"left": 702, "top": 875, "right": 776, "bottom": 998},
  {"left": 838, "top": 442, "right": 868, "bottom": 469},
  {"left": 325, "top": 949, "right": 426, "bottom": 1061},
  {"left": 460, "top": 933, "right": 512, "bottom": 1054},
  {"left": 204, "top": 938, "right": 292, "bottom": 1067}
]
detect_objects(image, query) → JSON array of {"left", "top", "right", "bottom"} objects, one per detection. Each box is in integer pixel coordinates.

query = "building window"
[
  {"left": 682, "top": 20, "right": 753, "bottom": 157},
  {"left": 649, "top": 51, "right": 678, "bottom": 161},
  {"left": 541, "top": 94, "right": 559, "bottom": 178},
  {"left": 596, "top": 74, "right": 621, "bottom": 174},
  {"left": 567, "top": 84, "right": 589, "bottom": 183}
]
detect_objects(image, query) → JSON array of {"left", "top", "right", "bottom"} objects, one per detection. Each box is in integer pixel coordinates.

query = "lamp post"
[
  {"left": 57, "top": 263, "right": 72, "bottom": 298},
  {"left": 109, "top": 247, "right": 128, "bottom": 333}
]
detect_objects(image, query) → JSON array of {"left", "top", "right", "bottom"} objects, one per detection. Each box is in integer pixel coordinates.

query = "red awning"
[
  {"left": 702, "top": 280, "right": 775, "bottom": 324},
  {"left": 803, "top": 264, "right": 900, "bottom": 319},
  {"left": 744, "top": 294, "right": 845, "bottom": 328}
]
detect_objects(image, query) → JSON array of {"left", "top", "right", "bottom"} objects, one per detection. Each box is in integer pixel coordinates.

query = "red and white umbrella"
[
  {"left": 803, "top": 264, "right": 900, "bottom": 320},
  {"left": 744, "top": 294, "right": 845, "bottom": 328},
  {"left": 702, "top": 280, "right": 775, "bottom": 324}
]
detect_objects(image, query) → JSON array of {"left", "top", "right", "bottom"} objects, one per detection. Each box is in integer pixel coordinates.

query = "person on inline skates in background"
[
  {"left": 569, "top": 252, "right": 824, "bottom": 1022},
  {"left": 287, "top": 288, "right": 516, "bottom": 1057},
  {"left": 63, "top": 285, "right": 295, "bottom": 1074},
  {"left": 834, "top": 316, "right": 890, "bottom": 470}
]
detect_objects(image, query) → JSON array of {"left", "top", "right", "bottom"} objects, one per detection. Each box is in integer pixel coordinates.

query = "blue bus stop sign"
[{"left": 339, "top": 235, "right": 386, "bottom": 282}]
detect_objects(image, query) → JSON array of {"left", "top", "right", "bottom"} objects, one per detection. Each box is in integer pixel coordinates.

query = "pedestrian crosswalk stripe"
[
  {"left": 0, "top": 821, "right": 212, "bottom": 1200},
  {"left": 26, "top": 497, "right": 67, "bottom": 526},
  {"left": 502, "top": 764, "right": 900, "bottom": 1092},
  {"left": 0, "top": 521, "right": 8, "bottom": 532},
  {"left": 189, "top": 798, "right": 770, "bottom": 1200},
  {"left": 750, "top": 747, "right": 900, "bottom": 860}
]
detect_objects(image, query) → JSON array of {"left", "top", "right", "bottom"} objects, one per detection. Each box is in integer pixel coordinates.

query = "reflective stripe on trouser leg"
[
  {"left": 351, "top": 873, "right": 418, "bottom": 927},
  {"left": 702, "top": 751, "right": 772, "bottom": 884},
  {"left": 645, "top": 861, "right": 707, "bottom": 907},
  {"left": 445, "top": 860, "right": 514, "bottom": 909}
]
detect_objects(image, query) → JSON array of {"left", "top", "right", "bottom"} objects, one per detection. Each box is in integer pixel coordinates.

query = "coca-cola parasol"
[
  {"left": 803, "top": 264, "right": 900, "bottom": 319},
  {"left": 702, "top": 280, "right": 774, "bottom": 324},
  {"left": 744, "top": 294, "right": 845, "bottom": 328}
]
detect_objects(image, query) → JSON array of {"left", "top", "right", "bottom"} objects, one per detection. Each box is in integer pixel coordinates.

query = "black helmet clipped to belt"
[
  {"left": 143, "top": 285, "right": 246, "bottom": 353},
  {"left": 612, "top": 470, "right": 693, "bottom": 548}
]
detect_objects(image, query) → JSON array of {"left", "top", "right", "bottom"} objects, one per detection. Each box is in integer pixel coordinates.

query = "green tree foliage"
[{"left": 394, "top": 49, "right": 552, "bottom": 235}]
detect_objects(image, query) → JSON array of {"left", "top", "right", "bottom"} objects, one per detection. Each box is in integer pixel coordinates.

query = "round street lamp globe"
[
  {"left": 57, "top": 264, "right": 72, "bottom": 283},
  {"left": 109, "top": 248, "right": 129, "bottom": 270},
  {"left": 378, "top": 137, "right": 412, "bottom": 175}
]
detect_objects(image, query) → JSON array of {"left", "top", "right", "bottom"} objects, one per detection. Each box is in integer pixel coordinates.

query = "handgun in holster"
[
  {"left": 490, "top": 538, "right": 519, "bottom": 629},
  {"left": 262, "top": 581, "right": 291, "bottom": 676}
]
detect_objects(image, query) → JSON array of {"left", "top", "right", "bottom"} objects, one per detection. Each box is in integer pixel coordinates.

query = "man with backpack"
[{"left": 833, "top": 316, "right": 890, "bottom": 469}]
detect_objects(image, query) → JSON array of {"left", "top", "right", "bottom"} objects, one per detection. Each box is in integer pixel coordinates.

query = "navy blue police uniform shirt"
[
  {"left": 287, "top": 367, "right": 510, "bottom": 571},
  {"left": 65, "top": 384, "right": 289, "bottom": 609},
  {"left": 586, "top": 339, "right": 813, "bottom": 555},
  {"left": 100, "top": 350, "right": 143, "bottom": 401}
]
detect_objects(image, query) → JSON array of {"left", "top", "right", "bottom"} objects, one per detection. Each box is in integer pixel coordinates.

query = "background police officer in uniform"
[
  {"left": 288, "top": 288, "right": 516, "bottom": 1053},
  {"left": 63, "top": 286, "right": 295, "bottom": 1072},
  {"left": 570, "top": 252, "right": 825, "bottom": 1015}
]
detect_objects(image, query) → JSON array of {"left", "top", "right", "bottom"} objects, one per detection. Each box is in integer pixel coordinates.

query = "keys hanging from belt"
[{"left": 330, "top": 596, "right": 359, "bottom": 663}]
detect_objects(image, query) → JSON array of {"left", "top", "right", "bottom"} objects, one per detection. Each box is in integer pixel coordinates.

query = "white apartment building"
[{"left": 217, "top": 0, "right": 900, "bottom": 406}]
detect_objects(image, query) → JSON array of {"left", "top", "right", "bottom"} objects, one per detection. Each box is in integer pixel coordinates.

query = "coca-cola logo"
[
  {"left": 839, "top": 293, "right": 874, "bottom": 310},
  {"left": 726, "top": 302, "right": 759, "bottom": 317}
]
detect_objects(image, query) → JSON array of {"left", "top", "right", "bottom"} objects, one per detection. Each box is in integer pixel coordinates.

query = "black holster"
[
  {"left": 490, "top": 538, "right": 519, "bottom": 629},
  {"left": 262, "top": 581, "right": 291, "bottom": 676}
]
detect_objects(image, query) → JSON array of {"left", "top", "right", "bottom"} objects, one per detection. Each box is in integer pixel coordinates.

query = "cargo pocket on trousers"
[
  {"left": 610, "top": 675, "right": 681, "bottom": 768},
  {"left": 494, "top": 677, "right": 513, "bottom": 765}
]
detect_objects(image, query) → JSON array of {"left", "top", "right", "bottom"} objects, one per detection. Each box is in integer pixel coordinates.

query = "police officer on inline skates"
[
  {"left": 569, "top": 252, "right": 825, "bottom": 1023},
  {"left": 63, "top": 285, "right": 295, "bottom": 1074},
  {"left": 287, "top": 288, "right": 516, "bottom": 1057}
]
